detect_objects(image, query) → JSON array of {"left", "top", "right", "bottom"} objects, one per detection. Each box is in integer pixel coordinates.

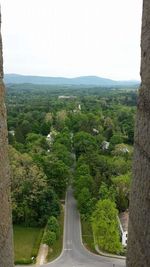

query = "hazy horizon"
[{"left": 4, "top": 73, "right": 140, "bottom": 81}]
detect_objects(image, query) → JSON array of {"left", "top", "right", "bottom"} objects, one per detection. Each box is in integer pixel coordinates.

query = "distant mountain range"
[{"left": 4, "top": 74, "right": 140, "bottom": 87}]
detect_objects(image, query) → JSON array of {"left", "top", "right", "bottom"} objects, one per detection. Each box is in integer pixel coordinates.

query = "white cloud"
[{"left": 1, "top": 0, "right": 142, "bottom": 80}]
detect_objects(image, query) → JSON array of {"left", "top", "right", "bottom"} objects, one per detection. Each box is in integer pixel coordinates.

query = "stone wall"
[
  {"left": 0, "top": 12, "right": 14, "bottom": 267},
  {"left": 127, "top": 1, "right": 150, "bottom": 266}
]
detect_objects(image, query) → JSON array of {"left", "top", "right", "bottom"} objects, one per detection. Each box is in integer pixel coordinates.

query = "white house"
[
  {"left": 46, "top": 133, "right": 53, "bottom": 143},
  {"left": 118, "top": 211, "right": 129, "bottom": 247},
  {"left": 58, "top": 95, "right": 77, "bottom": 99},
  {"left": 101, "top": 141, "right": 110, "bottom": 150},
  {"left": 121, "top": 147, "right": 129, "bottom": 154},
  {"left": 9, "top": 130, "right": 15, "bottom": 136},
  {"left": 93, "top": 128, "right": 99, "bottom": 134}
]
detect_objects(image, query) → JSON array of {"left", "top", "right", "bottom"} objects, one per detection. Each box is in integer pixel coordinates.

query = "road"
[{"left": 43, "top": 187, "right": 126, "bottom": 267}]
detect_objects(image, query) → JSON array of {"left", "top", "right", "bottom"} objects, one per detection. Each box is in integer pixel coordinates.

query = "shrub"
[
  {"left": 43, "top": 230, "right": 56, "bottom": 246},
  {"left": 14, "top": 259, "right": 32, "bottom": 264},
  {"left": 47, "top": 216, "right": 60, "bottom": 238}
]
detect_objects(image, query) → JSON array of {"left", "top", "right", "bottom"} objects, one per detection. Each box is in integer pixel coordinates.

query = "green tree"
[
  {"left": 47, "top": 216, "right": 60, "bottom": 238},
  {"left": 99, "top": 182, "right": 116, "bottom": 202},
  {"left": 77, "top": 187, "right": 95, "bottom": 220},
  {"left": 73, "top": 131, "right": 97, "bottom": 158},
  {"left": 40, "top": 122, "right": 51, "bottom": 136},
  {"left": 67, "top": 113, "right": 89, "bottom": 133},
  {"left": 75, "top": 174, "right": 94, "bottom": 196},
  {"left": 55, "top": 110, "right": 68, "bottom": 131},
  {"left": 55, "top": 131, "right": 72, "bottom": 151},
  {"left": 92, "top": 199, "right": 122, "bottom": 254},
  {"left": 9, "top": 146, "right": 60, "bottom": 226},
  {"left": 52, "top": 142, "right": 73, "bottom": 166},
  {"left": 75, "top": 162, "right": 90, "bottom": 177},
  {"left": 111, "top": 157, "right": 131, "bottom": 176},
  {"left": 43, "top": 155, "right": 70, "bottom": 198},
  {"left": 112, "top": 172, "right": 131, "bottom": 211},
  {"left": 110, "top": 134, "right": 124, "bottom": 147}
]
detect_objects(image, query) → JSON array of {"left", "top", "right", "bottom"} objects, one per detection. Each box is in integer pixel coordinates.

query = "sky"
[{"left": 1, "top": 0, "right": 143, "bottom": 80}]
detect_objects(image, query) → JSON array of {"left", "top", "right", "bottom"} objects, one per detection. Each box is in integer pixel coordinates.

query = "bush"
[
  {"left": 14, "top": 259, "right": 33, "bottom": 264},
  {"left": 43, "top": 230, "right": 56, "bottom": 246},
  {"left": 47, "top": 216, "right": 60, "bottom": 238}
]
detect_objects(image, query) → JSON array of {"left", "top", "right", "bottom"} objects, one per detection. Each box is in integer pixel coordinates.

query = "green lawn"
[
  {"left": 81, "top": 219, "right": 98, "bottom": 254},
  {"left": 47, "top": 207, "right": 64, "bottom": 261},
  {"left": 13, "top": 225, "right": 43, "bottom": 264}
]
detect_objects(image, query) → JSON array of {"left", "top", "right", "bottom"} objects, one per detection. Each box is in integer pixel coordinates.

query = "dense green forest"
[{"left": 6, "top": 84, "right": 137, "bottom": 253}]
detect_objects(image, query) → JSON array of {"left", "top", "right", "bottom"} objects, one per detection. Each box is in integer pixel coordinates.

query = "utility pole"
[
  {"left": 0, "top": 9, "right": 14, "bottom": 267},
  {"left": 127, "top": 1, "right": 150, "bottom": 266}
]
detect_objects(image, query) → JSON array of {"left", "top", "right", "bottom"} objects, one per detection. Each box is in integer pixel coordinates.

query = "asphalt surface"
[{"left": 43, "top": 187, "right": 126, "bottom": 267}]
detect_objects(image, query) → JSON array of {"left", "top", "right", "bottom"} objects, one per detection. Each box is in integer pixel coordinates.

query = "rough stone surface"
[
  {"left": 127, "top": 1, "right": 150, "bottom": 266},
  {"left": 0, "top": 13, "right": 14, "bottom": 267}
]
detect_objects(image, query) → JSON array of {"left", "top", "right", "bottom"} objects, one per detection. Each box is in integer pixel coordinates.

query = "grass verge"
[
  {"left": 81, "top": 219, "right": 98, "bottom": 254},
  {"left": 47, "top": 206, "right": 64, "bottom": 261},
  {"left": 14, "top": 225, "right": 43, "bottom": 264}
]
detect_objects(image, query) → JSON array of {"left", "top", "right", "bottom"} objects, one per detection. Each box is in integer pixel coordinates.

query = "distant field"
[{"left": 14, "top": 225, "right": 43, "bottom": 264}]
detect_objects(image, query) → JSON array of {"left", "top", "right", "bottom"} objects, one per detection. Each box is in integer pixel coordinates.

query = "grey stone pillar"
[
  {"left": 127, "top": 1, "right": 150, "bottom": 266},
  {"left": 0, "top": 10, "right": 14, "bottom": 267}
]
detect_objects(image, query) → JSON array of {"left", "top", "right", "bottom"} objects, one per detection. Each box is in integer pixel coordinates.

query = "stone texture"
[
  {"left": 127, "top": 1, "right": 150, "bottom": 266},
  {"left": 0, "top": 12, "right": 14, "bottom": 267}
]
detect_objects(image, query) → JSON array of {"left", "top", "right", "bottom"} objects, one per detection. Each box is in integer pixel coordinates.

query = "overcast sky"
[{"left": 1, "top": 0, "right": 142, "bottom": 80}]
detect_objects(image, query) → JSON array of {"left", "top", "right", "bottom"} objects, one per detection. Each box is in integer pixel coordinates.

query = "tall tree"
[
  {"left": 92, "top": 199, "right": 122, "bottom": 254},
  {"left": 0, "top": 11, "right": 14, "bottom": 267},
  {"left": 127, "top": 1, "right": 150, "bottom": 266}
]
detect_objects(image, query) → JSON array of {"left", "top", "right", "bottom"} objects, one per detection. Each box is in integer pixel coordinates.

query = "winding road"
[{"left": 43, "top": 187, "right": 126, "bottom": 267}]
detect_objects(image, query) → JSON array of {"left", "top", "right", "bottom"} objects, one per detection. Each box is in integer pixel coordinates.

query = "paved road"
[{"left": 43, "top": 187, "right": 126, "bottom": 267}]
